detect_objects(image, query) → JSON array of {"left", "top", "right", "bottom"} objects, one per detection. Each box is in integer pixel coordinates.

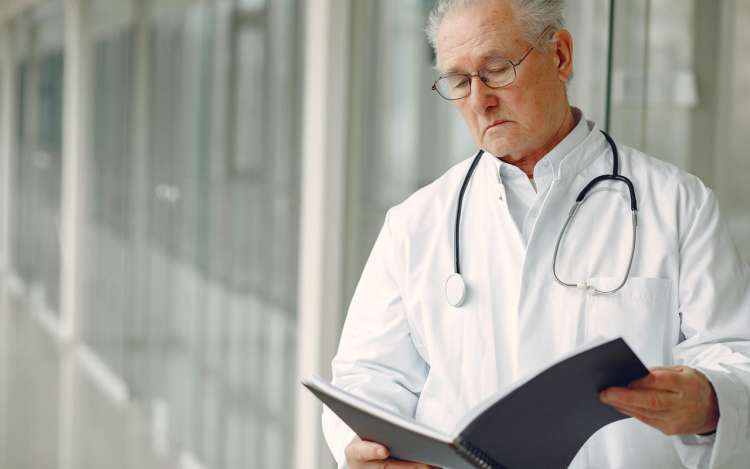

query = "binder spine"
[{"left": 455, "top": 436, "right": 507, "bottom": 469}]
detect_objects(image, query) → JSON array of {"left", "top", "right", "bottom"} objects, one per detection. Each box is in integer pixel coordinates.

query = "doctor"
[{"left": 323, "top": 0, "right": 750, "bottom": 467}]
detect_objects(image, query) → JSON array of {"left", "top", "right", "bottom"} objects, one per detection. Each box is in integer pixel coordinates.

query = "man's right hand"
[{"left": 344, "top": 436, "right": 438, "bottom": 468}]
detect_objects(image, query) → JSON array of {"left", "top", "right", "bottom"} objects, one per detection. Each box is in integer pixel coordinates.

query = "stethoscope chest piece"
[{"left": 445, "top": 273, "right": 467, "bottom": 307}]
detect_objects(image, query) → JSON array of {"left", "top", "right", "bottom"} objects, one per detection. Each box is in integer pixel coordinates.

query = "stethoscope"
[{"left": 445, "top": 130, "right": 638, "bottom": 307}]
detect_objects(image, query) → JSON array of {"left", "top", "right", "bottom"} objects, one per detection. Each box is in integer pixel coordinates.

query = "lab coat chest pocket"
[{"left": 585, "top": 277, "right": 675, "bottom": 367}]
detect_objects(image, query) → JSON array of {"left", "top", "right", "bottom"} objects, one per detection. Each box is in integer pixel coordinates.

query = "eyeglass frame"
[{"left": 431, "top": 26, "right": 556, "bottom": 101}]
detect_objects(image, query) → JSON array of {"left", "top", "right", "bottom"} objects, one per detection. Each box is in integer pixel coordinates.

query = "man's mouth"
[{"left": 485, "top": 120, "right": 510, "bottom": 134}]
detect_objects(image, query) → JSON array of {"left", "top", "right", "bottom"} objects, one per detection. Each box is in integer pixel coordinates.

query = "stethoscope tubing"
[
  {"left": 447, "top": 130, "right": 638, "bottom": 307},
  {"left": 454, "top": 149, "right": 485, "bottom": 275}
]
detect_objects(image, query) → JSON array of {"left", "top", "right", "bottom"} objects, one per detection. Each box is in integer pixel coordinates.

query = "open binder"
[{"left": 303, "top": 337, "right": 648, "bottom": 469}]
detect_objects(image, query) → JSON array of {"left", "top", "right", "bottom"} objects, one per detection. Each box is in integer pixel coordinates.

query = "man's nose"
[{"left": 468, "top": 76, "right": 499, "bottom": 114}]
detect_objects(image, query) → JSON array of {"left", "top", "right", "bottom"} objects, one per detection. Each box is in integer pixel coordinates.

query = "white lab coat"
[{"left": 322, "top": 121, "right": 750, "bottom": 468}]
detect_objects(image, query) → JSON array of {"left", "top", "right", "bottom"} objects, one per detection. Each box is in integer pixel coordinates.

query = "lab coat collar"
[{"left": 483, "top": 108, "right": 600, "bottom": 183}]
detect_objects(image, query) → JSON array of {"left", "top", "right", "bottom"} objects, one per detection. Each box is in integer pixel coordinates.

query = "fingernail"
[{"left": 378, "top": 448, "right": 387, "bottom": 458}]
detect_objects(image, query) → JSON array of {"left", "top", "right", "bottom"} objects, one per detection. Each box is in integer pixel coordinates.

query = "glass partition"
[
  {"left": 11, "top": 1, "right": 65, "bottom": 316},
  {"left": 718, "top": 1, "right": 750, "bottom": 259},
  {"left": 565, "top": 0, "right": 611, "bottom": 127},
  {"left": 80, "top": 0, "right": 136, "bottom": 387},
  {"left": 609, "top": 0, "right": 750, "bottom": 260},
  {"left": 81, "top": 0, "right": 303, "bottom": 468}
]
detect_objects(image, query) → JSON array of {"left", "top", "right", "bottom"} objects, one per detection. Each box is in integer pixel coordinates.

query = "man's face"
[{"left": 435, "top": 0, "right": 573, "bottom": 162}]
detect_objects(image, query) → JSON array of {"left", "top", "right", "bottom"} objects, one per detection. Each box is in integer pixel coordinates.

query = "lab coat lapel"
[
  {"left": 458, "top": 155, "right": 527, "bottom": 391},
  {"left": 515, "top": 131, "right": 611, "bottom": 373}
]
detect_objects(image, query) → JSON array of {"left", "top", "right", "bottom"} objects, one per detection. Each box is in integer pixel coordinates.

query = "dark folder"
[{"left": 303, "top": 337, "right": 648, "bottom": 469}]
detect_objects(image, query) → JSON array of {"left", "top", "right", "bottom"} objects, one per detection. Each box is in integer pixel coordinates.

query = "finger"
[
  {"left": 648, "top": 366, "right": 687, "bottom": 374},
  {"left": 600, "top": 387, "right": 677, "bottom": 411},
  {"left": 611, "top": 404, "right": 671, "bottom": 422},
  {"left": 347, "top": 440, "right": 389, "bottom": 462},
  {"left": 615, "top": 406, "right": 673, "bottom": 433},
  {"left": 612, "top": 404, "right": 638, "bottom": 418},
  {"left": 373, "top": 460, "right": 435, "bottom": 469}
]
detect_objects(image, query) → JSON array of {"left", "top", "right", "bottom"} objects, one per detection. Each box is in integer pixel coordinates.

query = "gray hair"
[{"left": 425, "top": 0, "right": 566, "bottom": 54}]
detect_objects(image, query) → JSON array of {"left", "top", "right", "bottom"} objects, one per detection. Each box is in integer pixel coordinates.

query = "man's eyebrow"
[
  {"left": 436, "top": 59, "right": 466, "bottom": 75},
  {"left": 438, "top": 49, "right": 515, "bottom": 75},
  {"left": 441, "top": 66, "right": 464, "bottom": 75}
]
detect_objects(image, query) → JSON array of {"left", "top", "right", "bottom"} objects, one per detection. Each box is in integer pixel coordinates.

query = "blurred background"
[{"left": 0, "top": 0, "right": 747, "bottom": 468}]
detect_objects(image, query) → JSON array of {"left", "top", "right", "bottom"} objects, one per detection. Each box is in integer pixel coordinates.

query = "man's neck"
[{"left": 502, "top": 108, "right": 578, "bottom": 179}]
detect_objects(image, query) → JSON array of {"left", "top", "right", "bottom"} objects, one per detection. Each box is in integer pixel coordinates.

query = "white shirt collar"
[{"left": 487, "top": 108, "right": 591, "bottom": 183}]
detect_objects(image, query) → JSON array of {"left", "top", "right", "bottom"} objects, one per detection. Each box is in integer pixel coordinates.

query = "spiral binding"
[{"left": 455, "top": 436, "right": 507, "bottom": 469}]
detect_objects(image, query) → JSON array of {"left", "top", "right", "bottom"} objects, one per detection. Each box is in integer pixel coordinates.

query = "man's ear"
[{"left": 553, "top": 29, "right": 574, "bottom": 82}]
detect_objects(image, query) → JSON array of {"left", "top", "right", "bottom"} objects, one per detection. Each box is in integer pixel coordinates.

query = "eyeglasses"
[{"left": 432, "top": 27, "right": 553, "bottom": 101}]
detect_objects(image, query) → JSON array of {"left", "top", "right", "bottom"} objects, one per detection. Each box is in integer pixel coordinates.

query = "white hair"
[{"left": 425, "top": 0, "right": 566, "bottom": 53}]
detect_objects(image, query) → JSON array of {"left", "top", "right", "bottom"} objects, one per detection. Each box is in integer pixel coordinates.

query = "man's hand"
[
  {"left": 344, "top": 436, "right": 439, "bottom": 468},
  {"left": 600, "top": 366, "right": 720, "bottom": 435}
]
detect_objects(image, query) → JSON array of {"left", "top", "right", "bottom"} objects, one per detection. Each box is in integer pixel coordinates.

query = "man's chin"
[
  {"left": 482, "top": 142, "right": 519, "bottom": 161},
  {"left": 482, "top": 133, "right": 520, "bottom": 156}
]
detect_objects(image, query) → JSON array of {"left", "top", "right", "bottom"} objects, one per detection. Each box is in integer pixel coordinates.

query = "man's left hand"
[{"left": 600, "top": 366, "right": 720, "bottom": 436}]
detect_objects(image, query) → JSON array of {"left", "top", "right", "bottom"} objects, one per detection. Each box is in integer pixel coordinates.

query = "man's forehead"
[
  {"left": 436, "top": 29, "right": 525, "bottom": 72},
  {"left": 435, "top": 1, "right": 525, "bottom": 71}
]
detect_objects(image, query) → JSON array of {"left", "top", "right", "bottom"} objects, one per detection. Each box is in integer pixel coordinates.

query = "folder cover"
[{"left": 303, "top": 337, "right": 648, "bottom": 469}]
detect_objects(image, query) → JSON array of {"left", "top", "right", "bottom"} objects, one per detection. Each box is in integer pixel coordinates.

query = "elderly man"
[{"left": 322, "top": 0, "right": 750, "bottom": 468}]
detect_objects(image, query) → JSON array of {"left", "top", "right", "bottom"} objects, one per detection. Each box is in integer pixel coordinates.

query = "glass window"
[
  {"left": 12, "top": 1, "right": 65, "bottom": 316},
  {"left": 719, "top": 1, "right": 750, "bottom": 260},
  {"left": 80, "top": 1, "right": 303, "bottom": 468},
  {"left": 610, "top": 0, "right": 695, "bottom": 167},
  {"left": 565, "top": 0, "right": 611, "bottom": 127},
  {"left": 81, "top": 0, "right": 135, "bottom": 397},
  {"left": 610, "top": 0, "right": 750, "bottom": 261},
  {"left": 75, "top": 0, "right": 302, "bottom": 469}
]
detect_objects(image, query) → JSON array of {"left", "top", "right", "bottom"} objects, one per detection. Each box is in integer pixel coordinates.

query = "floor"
[{"left": 0, "top": 291, "right": 181, "bottom": 469}]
